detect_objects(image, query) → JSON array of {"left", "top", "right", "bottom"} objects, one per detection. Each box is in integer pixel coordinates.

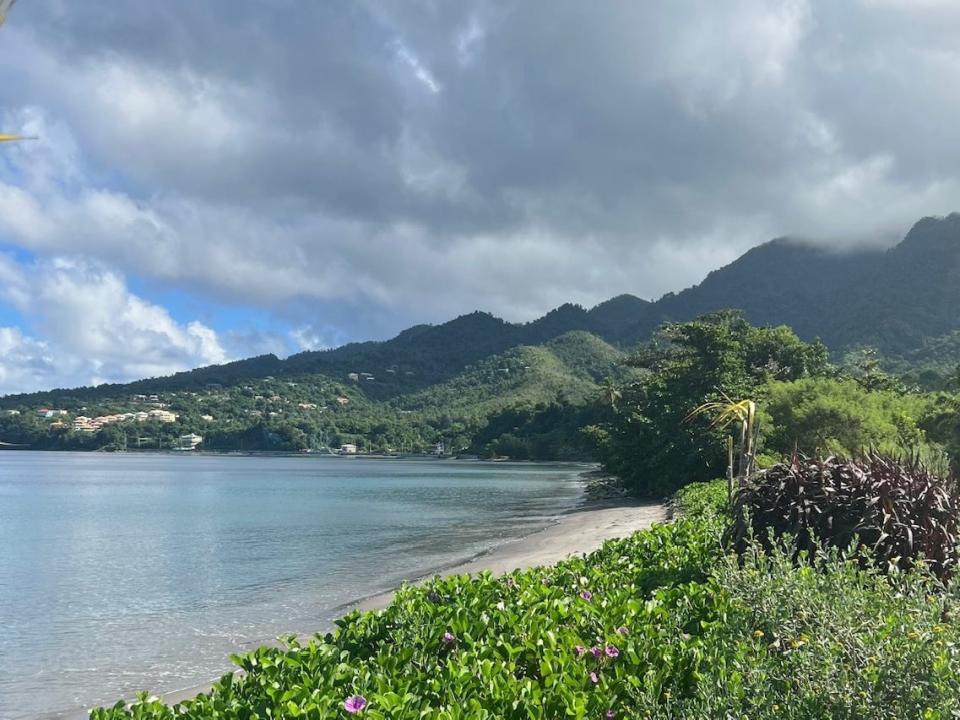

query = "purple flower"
[
  {"left": 590, "top": 646, "right": 602, "bottom": 658},
  {"left": 505, "top": 577, "right": 516, "bottom": 588},
  {"left": 344, "top": 695, "right": 367, "bottom": 713},
  {"left": 606, "top": 711, "right": 616, "bottom": 719},
  {"left": 443, "top": 631, "right": 456, "bottom": 644},
  {"left": 574, "top": 645, "right": 586, "bottom": 656},
  {"left": 580, "top": 590, "right": 593, "bottom": 601},
  {"left": 616, "top": 626, "right": 629, "bottom": 636},
  {"left": 590, "top": 671, "right": 599, "bottom": 685},
  {"left": 605, "top": 645, "right": 620, "bottom": 658}
]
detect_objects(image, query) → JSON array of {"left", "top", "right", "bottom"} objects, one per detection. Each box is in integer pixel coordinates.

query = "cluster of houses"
[{"left": 71, "top": 409, "right": 178, "bottom": 433}]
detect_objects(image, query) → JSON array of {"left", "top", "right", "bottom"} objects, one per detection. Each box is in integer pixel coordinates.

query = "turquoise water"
[{"left": 0, "top": 453, "right": 585, "bottom": 719}]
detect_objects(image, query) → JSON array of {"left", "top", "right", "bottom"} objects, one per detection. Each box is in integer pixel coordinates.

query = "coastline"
[
  {"left": 153, "top": 494, "right": 665, "bottom": 708},
  {"left": 48, "top": 472, "right": 664, "bottom": 719},
  {"left": 353, "top": 497, "right": 664, "bottom": 612}
]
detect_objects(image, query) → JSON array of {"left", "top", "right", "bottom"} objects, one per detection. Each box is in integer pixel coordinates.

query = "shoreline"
[
  {"left": 50, "top": 476, "right": 665, "bottom": 719},
  {"left": 152, "top": 495, "right": 666, "bottom": 708}
]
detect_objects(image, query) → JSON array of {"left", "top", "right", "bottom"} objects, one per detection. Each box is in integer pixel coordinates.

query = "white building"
[
  {"left": 37, "top": 408, "right": 67, "bottom": 418},
  {"left": 147, "top": 409, "right": 178, "bottom": 423},
  {"left": 340, "top": 443, "right": 357, "bottom": 455},
  {"left": 177, "top": 433, "right": 203, "bottom": 450}
]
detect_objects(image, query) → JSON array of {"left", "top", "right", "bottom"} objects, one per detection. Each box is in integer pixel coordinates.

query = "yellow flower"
[{"left": 752, "top": 630, "right": 764, "bottom": 638}]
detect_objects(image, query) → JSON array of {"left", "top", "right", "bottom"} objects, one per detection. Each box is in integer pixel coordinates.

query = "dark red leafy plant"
[{"left": 729, "top": 453, "right": 960, "bottom": 580}]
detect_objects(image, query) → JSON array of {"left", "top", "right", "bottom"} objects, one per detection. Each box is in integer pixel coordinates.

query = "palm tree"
[
  {"left": 685, "top": 393, "right": 758, "bottom": 503},
  {"left": 601, "top": 378, "right": 622, "bottom": 414},
  {"left": 0, "top": 0, "right": 16, "bottom": 28}
]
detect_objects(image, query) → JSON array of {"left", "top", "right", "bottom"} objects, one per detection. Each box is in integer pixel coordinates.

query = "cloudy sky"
[{"left": 1, "top": 0, "right": 960, "bottom": 393}]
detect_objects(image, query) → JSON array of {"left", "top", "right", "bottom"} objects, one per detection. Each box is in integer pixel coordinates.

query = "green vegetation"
[
  {"left": 761, "top": 377, "right": 930, "bottom": 459},
  {"left": 0, "top": 332, "right": 627, "bottom": 458},
  {"left": 9, "top": 213, "right": 960, "bottom": 715},
  {"left": 91, "top": 478, "right": 960, "bottom": 719},
  {"left": 592, "top": 312, "right": 830, "bottom": 496},
  {"left": 590, "top": 313, "right": 960, "bottom": 497}
]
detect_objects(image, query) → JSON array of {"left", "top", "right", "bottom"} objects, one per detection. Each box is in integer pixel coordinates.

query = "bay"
[{"left": 0, "top": 452, "right": 585, "bottom": 719}]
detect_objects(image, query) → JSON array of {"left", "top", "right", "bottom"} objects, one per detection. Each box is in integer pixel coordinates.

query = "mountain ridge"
[{"left": 4, "top": 212, "right": 960, "bottom": 404}]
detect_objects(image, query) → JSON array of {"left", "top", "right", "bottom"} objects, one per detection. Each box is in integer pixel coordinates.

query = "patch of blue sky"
[
  {"left": 0, "top": 240, "right": 31, "bottom": 331},
  {"left": 0, "top": 239, "right": 36, "bottom": 265},
  {"left": 0, "top": 301, "right": 24, "bottom": 329},
  {"left": 126, "top": 273, "right": 257, "bottom": 327}
]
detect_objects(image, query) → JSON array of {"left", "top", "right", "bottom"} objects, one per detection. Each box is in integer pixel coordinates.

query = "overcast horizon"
[{"left": 3, "top": 1, "right": 960, "bottom": 393}]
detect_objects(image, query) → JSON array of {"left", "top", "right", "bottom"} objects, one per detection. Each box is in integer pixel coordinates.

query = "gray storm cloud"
[{"left": 2, "top": 0, "right": 960, "bottom": 337}]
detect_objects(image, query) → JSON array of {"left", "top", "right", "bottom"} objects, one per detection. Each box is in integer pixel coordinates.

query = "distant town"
[{"left": 1, "top": 376, "right": 451, "bottom": 455}]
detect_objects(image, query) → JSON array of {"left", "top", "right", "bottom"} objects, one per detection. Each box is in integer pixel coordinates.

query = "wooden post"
[{"left": 726, "top": 434, "right": 735, "bottom": 506}]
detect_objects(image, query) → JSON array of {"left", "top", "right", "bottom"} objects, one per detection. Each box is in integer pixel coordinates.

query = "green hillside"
[
  {"left": 396, "top": 332, "right": 627, "bottom": 417},
  {"left": 0, "top": 331, "right": 628, "bottom": 458}
]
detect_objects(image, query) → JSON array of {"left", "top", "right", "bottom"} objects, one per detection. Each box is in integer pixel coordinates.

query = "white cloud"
[
  {"left": 0, "top": 328, "right": 58, "bottom": 395},
  {"left": 0, "top": 255, "right": 228, "bottom": 394},
  {"left": 393, "top": 41, "right": 442, "bottom": 94},
  {"left": 290, "top": 326, "right": 334, "bottom": 352}
]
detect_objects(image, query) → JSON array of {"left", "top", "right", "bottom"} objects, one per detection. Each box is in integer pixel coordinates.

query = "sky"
[{"left": 2, "top": 0, "right": 960, "bottom": 394}]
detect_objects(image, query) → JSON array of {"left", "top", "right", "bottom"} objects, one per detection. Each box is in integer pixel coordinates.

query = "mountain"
[
  {"left": 821, "top": 214, "right": 960, "bottom": 352},
  {"left": 393, "top": 331, "right": 631, "bottom": 420},
  {"left": 660, "top": 213, "right": 960, "bottom": 359},
  {"left": 655, "top": 238, "right": 880, "bottom": 341},
  {"left": 5, "top": 212, "right": 960, "bottom": 409},
  {"left": 0, "top": 331, "right": 629, "bottom": 457}
]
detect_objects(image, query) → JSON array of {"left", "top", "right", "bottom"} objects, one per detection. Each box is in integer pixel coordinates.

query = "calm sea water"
[{"left": 0, "top": 452, "right": 585, "bottom": 719}]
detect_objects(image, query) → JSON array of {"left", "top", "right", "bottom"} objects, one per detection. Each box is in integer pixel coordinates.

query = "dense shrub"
[
  {"left": 693, "top": 546, "right": 960, "bottom": 719},
  {"left": 762, "top": 377, "right": 932, "bottom": 459},
  {"left": 672, "top": 479, "right": 728, "bottom": 519},
  {"left": 730, "top": 453, "right": 960, "bottom": 579}
]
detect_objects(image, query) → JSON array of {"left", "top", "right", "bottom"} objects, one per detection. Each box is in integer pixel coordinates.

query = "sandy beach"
[
  {"left": 354, "top": 497, "right": 666, "bottom": 611},
  {"left": 154, "top": 497, "right": 666, "bottom": 708}
]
